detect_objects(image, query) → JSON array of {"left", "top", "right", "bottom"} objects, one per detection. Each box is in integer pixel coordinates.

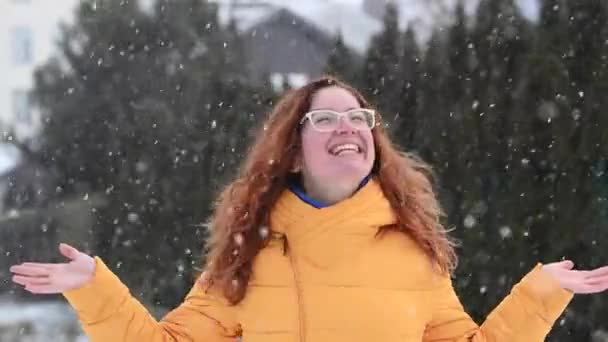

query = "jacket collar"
[
  {"left": 270, "top": 178, "right": 397, "bottom": 240},
  {"left": 287, "top": 175, "right": 372, "bottom": 209}
]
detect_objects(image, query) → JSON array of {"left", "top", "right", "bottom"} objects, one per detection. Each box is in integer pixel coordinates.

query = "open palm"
[
  {"left": 10, "top": 243, "right": 96, "bottom": 294},
  {"left": 542, "top": 260, "right": 608, "bottom": 294}
]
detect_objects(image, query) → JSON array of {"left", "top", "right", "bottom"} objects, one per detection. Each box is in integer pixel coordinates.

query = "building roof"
[
  {"left": 215, "top": 0, "right": 536, "bottom": 52},
  {"left": 216, "top": 0, "right": 382, "bottom": 54}
]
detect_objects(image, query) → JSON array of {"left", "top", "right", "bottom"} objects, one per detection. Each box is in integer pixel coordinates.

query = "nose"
[{"left": 334, "top": 116, "right": 356, "bottom": 134}]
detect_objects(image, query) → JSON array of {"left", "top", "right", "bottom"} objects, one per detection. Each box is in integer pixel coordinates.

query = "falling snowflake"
[
  {"left": 498, "top": 226, "right": 512, "bottom": 239},
  {"left": 463, "top": 214, "right": 476, "bottom": 229},
  {"left": 233, "top": 232, "right": 244, "bottom": 245},
  {"left": 259, "top": 226, "right": 269, "bottom": 239},
  {"left": 127, "top": 212, "right": 139, "bottom": 223}
]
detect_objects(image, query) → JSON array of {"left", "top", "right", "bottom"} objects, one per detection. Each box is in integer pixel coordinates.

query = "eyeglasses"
[{"left": 299, "top": 109, "right": 376, "bottom": 132}]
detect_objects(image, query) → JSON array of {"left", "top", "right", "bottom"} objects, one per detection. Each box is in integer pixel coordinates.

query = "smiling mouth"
[{"left": 329, "top": 143, "right": 363, "bottom": 156}]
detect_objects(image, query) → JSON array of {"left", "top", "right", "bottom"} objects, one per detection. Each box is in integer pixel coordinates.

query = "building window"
[
  {"left": 270, "top": 72, "right": 309, "bottom": 92},
  {"left": 11, "top": 27, "right": 33, "bottom": 65},
  {"left": 287, "top": 73, "right": 308, "bottom": 88},
  {"left": 12, "top": 90, "right": 31, "bottom": 124}
]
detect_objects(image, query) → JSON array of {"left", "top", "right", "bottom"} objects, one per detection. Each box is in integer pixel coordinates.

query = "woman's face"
[{"left": 297, "top": 86, "right": 375, "bottom": 187}]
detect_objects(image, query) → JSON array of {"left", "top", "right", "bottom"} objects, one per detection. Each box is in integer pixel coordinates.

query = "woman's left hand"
[{"left": 542, "top": 260, "right": 608, "bottom": 294}]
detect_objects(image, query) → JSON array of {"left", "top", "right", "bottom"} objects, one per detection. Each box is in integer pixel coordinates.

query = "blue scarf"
[{"left": 287, "top": 175, "right": 372, "bottom": 209}]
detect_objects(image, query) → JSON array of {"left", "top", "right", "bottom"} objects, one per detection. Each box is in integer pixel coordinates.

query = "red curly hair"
[{"left": 200, "top": 75, "right": 457, "bottom": 304}]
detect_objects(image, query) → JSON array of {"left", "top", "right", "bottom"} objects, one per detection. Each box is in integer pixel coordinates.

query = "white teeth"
[
  {"left": 336, "top": 149, "right": 357, "bottom": 155},
  {"left": 330, "top": 143, "right": 361, "bottom": 155}
]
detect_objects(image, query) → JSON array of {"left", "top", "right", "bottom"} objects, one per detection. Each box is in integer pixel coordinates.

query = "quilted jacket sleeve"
[
  {"left": 62, "top": 257, "right": 240, "bottom": 342},
  {"left": 423, "top": 264, "right": 573, "bottom": 341}
]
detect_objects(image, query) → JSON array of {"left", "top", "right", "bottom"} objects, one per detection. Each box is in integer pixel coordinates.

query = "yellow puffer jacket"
[{"left": 63, "top": 180, "right": 573, "bottom": 342}]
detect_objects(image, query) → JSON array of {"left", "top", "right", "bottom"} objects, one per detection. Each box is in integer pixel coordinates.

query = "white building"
[{"left": 0, "top": 0, "right": 79, "bottom": 142}]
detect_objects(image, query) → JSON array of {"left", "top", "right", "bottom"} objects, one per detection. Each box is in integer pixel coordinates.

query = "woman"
[{"left": 10, "top": 76, "right": 608, "bottom": 342}]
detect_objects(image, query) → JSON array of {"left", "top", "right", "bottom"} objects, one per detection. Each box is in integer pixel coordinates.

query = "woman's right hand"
[{"left": 10, "top": 243, "right": 96, "bottom": 294}]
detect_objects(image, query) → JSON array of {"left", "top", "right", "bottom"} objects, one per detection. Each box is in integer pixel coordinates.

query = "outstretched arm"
[
  {"left": 423, "top": 260, "right": 608, "bottom": 341},
  {"left": 11, "top": 243, "right": 240, "bottom": 342}
]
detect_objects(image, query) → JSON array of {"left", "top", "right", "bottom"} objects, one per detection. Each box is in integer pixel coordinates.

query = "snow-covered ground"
[{"left": 0, "top": 300, "right": 87, "bottom": 342}]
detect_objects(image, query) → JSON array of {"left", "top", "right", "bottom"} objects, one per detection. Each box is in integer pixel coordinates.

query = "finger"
[
  {"left": 553, "top": 269, "right": 586, "bottom": 283},
  {"left": 575, "top": 282, "right": 608, "bottom": 294},
  {"left": 582, "top": 266, "right": 608, "bottom": 279},
  {"left": 556, "top": 260, "right": 574, "bottom": 269},
  {"left": 19, "top": 263, "right": 59, "bottom": 269},
  {"left": 10, "top": 265, "right": 53, "bottom": 277},
  {"left": 59, "top": 243, "right": 80, "bottom": 261},
  {"left": 12, "top": 275, "right": 51, "bottom": 286},
  {"left": 586, "top": 274, "right": 608, "bottom": 285},
  {"left": 24, "top": 284, "right": 62, "bottom": 294},
  {"left": 593, "top": 283, "right": 608, "bottom": 293}
]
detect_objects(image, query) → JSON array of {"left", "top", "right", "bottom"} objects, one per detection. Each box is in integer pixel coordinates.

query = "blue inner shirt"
[{"left": 287, "top": 174, "right": 372, "bottom": 209}]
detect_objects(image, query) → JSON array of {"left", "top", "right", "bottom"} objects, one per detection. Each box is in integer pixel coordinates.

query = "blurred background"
[{"left": 0, "top": 0, "right": 607, "bottom": 341}]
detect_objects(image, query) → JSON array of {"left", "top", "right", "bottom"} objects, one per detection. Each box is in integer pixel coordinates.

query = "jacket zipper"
[{"left": 284, "top": 236, "right": 306, "bottom": 342}]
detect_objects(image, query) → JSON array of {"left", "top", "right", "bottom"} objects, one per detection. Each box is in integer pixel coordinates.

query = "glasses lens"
[
  {"left": 306, "top": 109, "right": 375, "bottom": 131},
  {"left": 347, "top": 109, "right": 374, "bottom": 129},
  {"left": 310, "top": 111, "right": 339, "bottom": 130}
]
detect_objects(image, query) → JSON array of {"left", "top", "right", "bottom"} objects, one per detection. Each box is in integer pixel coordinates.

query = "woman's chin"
[{"left": 324, "top": 166, "right": 369, "bottom": 182}]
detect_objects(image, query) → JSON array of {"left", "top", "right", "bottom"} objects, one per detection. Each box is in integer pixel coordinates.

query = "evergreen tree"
[
  {"left": 324, "top": 31, "right": 358, "bottom": 85},
  {"left": 30, "top": 0, "right": 274, "bottom": 308},
  {"left": 362, "top": 2, "right": 402, "bottom": 123},
  {"left": 446, "top": 0, "right": 536, "bottom": 321},
  {"left": 533, "top": 1, "right": 608, "bottom": 339},
  {"left": 393, "top": 26, "right": 421, "bottom": 146},
  {"left": 415, "top": 30, "right": 447, "bottom": 159},
  {"left": 432, "top": 0, "right": 476, "bottom": 243},
  {"left": 520, "top": 0, "right": 574, "bottom": 264}
]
